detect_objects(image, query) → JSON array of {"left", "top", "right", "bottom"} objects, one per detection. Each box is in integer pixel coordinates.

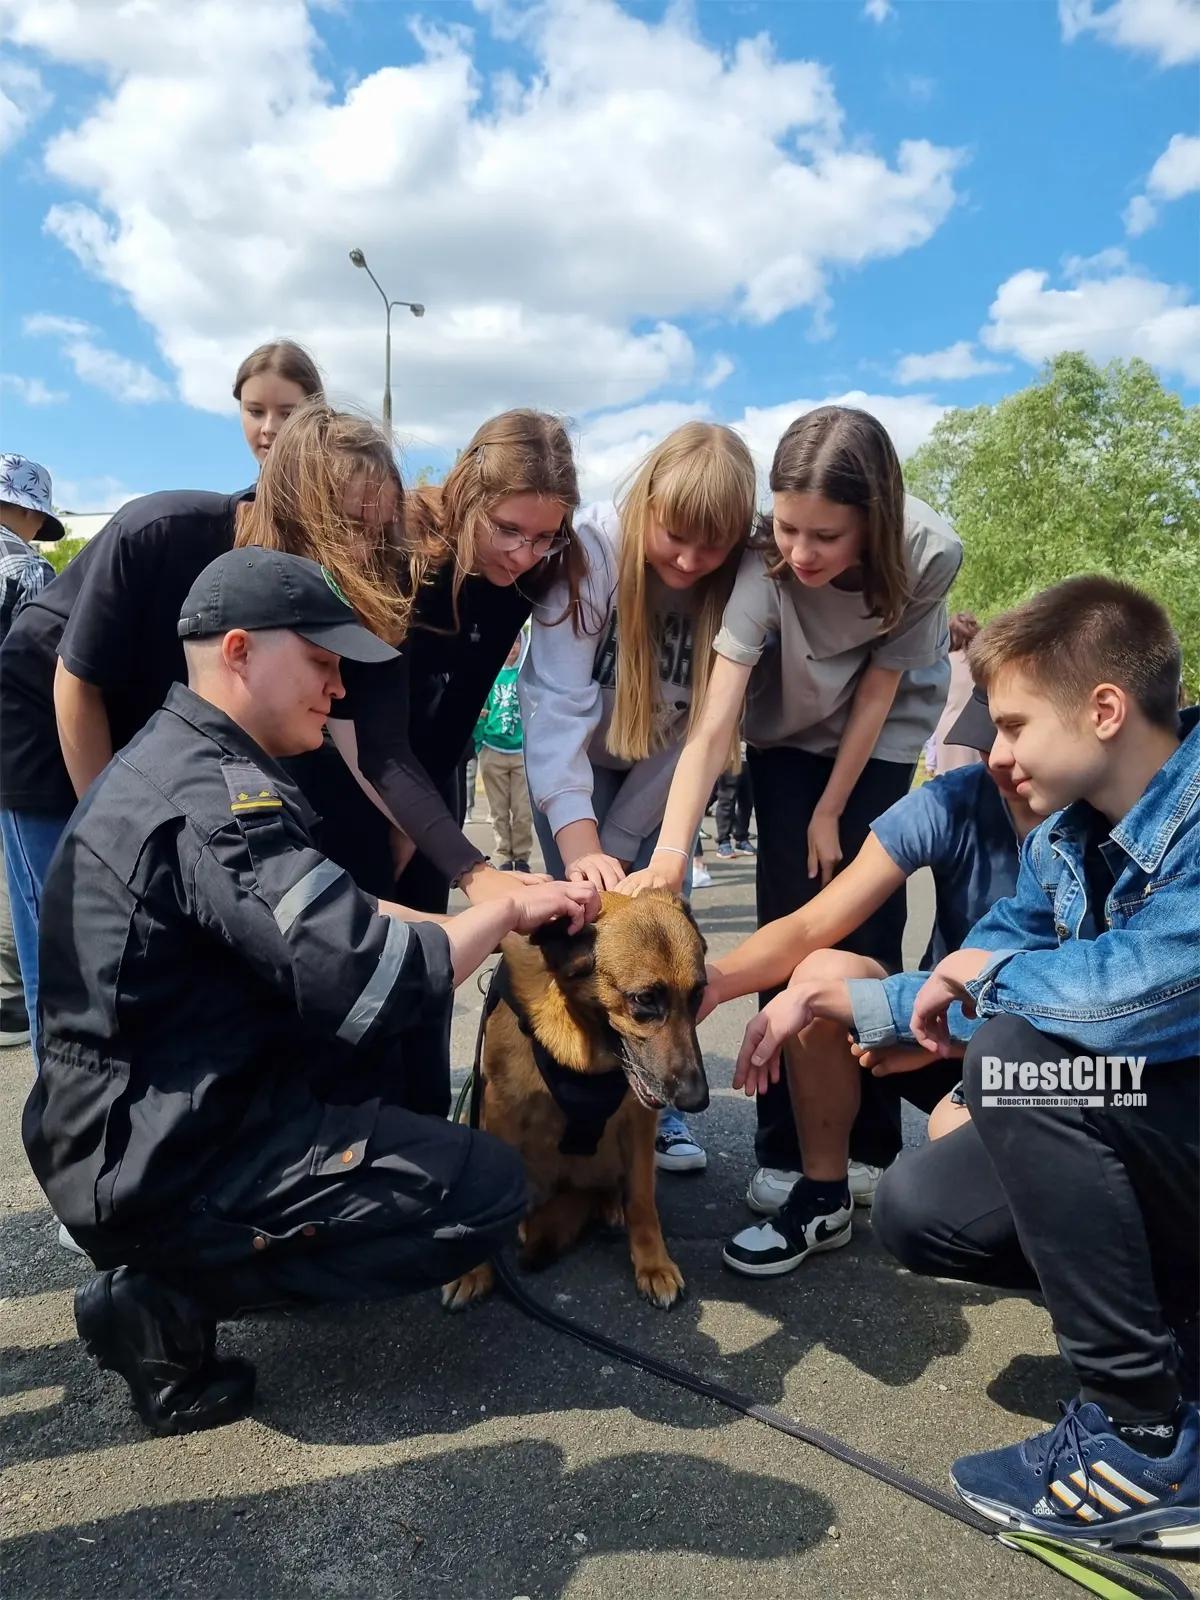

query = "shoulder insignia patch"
[{"left": 221, "top": 759, "right": 284, "bottom": 815}]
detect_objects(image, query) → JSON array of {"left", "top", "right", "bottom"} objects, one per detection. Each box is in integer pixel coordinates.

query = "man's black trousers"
[
  {"left": 96, "top": 1101, "right": 527, "bottom": 1322},
  {"left": 745, "top": 744, "right": 915, "bottom": 1172},
  {"left": 872, "top": 1015, "right": 1200, "bottom": 1417}
]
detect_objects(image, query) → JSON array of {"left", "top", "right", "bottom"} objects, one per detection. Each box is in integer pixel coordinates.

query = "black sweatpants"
[
  {"left": 745, "top": 744, "right": 914, "bottom": 1171},
  {"left": 872, "top": 1015, "right": 1200, "bottom": 1417},
  {"left": 715, "top": 769, "right": 753, "bottom": 845}
]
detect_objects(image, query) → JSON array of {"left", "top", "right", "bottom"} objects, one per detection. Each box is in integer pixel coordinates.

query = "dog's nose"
[{"left": 672, "top": 1068, "right": 710, "bottom": 1114}]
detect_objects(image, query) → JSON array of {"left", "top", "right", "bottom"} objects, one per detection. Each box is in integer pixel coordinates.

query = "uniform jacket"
[{"left": 23, "top": 685, "right": 456, "bottom": 1251}]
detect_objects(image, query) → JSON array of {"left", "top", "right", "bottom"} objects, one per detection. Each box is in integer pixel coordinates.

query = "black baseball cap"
[
  {"left": 177, "top": 548, "right": 397, "bottom": 663},
  {"left": 944, "top": 685, "right": 996, "bottom": 752}
]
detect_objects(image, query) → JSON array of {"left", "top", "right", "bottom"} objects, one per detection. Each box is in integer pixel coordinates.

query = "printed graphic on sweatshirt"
[
  {"left": 593, "top": 610, "right": 695, "bottom": 691},
  {"left": 486, "top": 678, "right": 522, "bottom": 740}
]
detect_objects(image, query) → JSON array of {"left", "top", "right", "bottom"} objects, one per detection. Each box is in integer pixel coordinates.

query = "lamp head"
[
  {"left": 410, "top": 303, "right": 425, "bottom": 318},
  {"left": 349, "top": 249, "right": 366, "bottom": 268}
]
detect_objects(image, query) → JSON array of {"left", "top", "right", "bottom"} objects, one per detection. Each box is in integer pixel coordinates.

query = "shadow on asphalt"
[{"left": 0, "top": 1441, "right": 838, "bottom": 1599}]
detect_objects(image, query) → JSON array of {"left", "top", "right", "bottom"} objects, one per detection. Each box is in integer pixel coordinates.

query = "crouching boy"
[{"left": 733, "top": 577, "right": 1199, "bottom": 1549}]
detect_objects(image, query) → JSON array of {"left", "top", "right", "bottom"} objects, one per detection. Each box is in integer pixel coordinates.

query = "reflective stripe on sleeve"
[
  {"left": 273, "top": 859, "right": 347, "bottom": 936},
  {"left": 336, "top": 916, "right": 412, "bottom": 1044}
]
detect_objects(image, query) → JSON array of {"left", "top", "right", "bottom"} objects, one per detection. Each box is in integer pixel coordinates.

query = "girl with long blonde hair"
[
  {"left": 617, "top": 406, "right": 963, "bottom": 1216},
  {"left": 519, "top": 420, "right": 757, "bottom": 1169}
]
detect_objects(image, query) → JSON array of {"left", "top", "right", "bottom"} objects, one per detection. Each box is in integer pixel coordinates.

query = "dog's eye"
[
  {"left": 688, "top": 984, "right": 706, "bottom": 1015},
  {"left": 628, "top": 988, "right": 666, "bottom": 1018}
]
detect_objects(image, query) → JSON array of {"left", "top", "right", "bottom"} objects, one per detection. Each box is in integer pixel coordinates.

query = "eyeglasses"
[{"left": 486, "top": 516, "right": 569, "bottom": 559}]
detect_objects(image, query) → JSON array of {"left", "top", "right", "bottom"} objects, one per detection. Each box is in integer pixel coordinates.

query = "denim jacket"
[{"left": 850, "top": 708, "right": 1200, "bottom": 1062}]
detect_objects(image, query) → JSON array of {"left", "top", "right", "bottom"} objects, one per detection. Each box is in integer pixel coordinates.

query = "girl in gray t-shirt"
[{"left": 616, "top": 405, "right": 962, "bottom": 1190}]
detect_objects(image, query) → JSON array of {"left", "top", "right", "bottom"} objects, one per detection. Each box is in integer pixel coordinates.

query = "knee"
[
  {"left": 792, "top": 948, "right": 887, "bottom": 983},
  {"left": 871, "top": 1156, "right": 941, "bottom": 1277}
]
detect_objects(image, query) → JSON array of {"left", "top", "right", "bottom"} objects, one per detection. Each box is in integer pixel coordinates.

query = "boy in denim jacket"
[{"left": 735, "top": 576, "right": 1198, "bottom": 1551}]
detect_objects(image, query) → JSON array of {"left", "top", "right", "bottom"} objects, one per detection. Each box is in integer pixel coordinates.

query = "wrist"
[{"left": 813, "top": 798, "right": 843, "bottom": 821}]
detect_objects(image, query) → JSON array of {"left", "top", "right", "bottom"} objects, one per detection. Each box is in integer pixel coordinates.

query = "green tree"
[
  {"left": 906, "top": 353, "right": 1200, "bottom": 697},
  {"left": 43, "top": 536, "right": 87, "bottom": 575}
]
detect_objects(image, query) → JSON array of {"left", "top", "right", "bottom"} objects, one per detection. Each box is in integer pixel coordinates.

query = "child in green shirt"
[{"left": 474, "top": 633, "right": 533, "bottom": 871}]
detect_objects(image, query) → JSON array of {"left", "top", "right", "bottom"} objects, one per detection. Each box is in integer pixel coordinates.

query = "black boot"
[{"left": 75, "top": 1268, "right": 256, "bottom": 1436}]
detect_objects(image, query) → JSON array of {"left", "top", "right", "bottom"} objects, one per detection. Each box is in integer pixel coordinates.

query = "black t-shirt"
[
  {"left": 335, "top": 562, "right": 532, "bottom": 885},
  {"left": 0, "top": 489, "right": 250, "bottom": 815}
]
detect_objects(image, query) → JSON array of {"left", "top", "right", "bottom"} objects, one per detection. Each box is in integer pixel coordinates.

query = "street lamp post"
[{"left": 348, "top": 248, "right": 424, "bottom": 430}]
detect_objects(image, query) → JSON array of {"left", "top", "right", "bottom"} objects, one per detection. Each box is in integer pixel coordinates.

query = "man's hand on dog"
[{"left": 510, "top": 880, "right": 600, "bottom": 936}]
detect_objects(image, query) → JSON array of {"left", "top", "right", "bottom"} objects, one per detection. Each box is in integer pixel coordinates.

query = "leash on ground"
[{"left": 461, "top": 967, "right": 1192, "bottom": 1600}]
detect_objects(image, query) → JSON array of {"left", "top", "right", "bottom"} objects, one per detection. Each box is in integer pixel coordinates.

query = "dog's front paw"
[
  {"left": 635, "top": 1257, "right": 685, "bottom": 1309},
  {"left": 441, "top": 1260, "right": 495, "bottom": 1312}
]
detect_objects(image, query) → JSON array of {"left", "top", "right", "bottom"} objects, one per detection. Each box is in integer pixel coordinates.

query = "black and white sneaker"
[{"left": 722, "top": 1185, "right": 852, "bottom": 1277}]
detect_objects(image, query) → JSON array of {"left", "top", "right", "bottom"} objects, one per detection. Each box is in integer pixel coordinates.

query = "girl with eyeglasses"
[
  {"left": 291, "top": 408, "right": 586, "bottom": 915},
  {"left": 519, "top": 420, "right": 757, "bottom": 1172}
]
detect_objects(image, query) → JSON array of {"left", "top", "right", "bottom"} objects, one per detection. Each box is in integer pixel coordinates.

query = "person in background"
[
  {"left": 0, "top": 455, "right": 59, "bottom": 1049},
  {"left": 520, "top": 420, "right": 758, "bottom": 1173},
  {"left": 925, "top": 612, "right": 981, "bottom": 776},
  {"left": 235, "top": 340, "right": 324, "bottom": 464},
  {"left": 617, "top": 407, "right": 962, "bottom": 1214},
  {"left": 714, "top": 755, "right": 755, "bottom": 861},
  {"left": 474, "top": 631, "right": 534, "bottom": 872}
]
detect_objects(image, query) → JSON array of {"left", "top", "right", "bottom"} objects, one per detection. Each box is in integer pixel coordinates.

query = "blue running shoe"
[{"left": 951, "top": 1398, "right": 1199, "bottom": 1550}]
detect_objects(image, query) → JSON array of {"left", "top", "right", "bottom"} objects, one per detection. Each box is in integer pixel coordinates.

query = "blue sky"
[{"left": 1, "top": 0, "right": 1197, "bottom": 514}]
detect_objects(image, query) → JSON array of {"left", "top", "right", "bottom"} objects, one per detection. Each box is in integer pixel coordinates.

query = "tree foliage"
[
  {"left": 42, "top": 537, "right": 88, "bottom": 575},
  {"left": 906, "top": 353, "right": 1200, "bottom": 698}
]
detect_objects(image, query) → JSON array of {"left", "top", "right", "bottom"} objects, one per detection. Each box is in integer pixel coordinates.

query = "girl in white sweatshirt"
[{"left": 519, "top": 421, "right": 757, "bottom": 1171}]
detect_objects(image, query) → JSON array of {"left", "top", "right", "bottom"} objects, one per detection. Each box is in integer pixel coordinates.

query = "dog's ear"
[
  {"left": 528, "top": 916, "right": 598, "bottom": 981},
  {"left": 676, "top": 892, "right": 708, "bottom": 955}
]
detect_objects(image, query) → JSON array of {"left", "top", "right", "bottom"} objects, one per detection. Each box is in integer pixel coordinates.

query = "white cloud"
[
  {"left": 0, "top": 57, "right": 50, "bottom": 153},
  {"left": 1125, "top": 131, "right": 1200, "bottom": 232},
  {"left": 702, "top": 354, "right": 735, "bottom": 391},
  {"left": 574, "top": 390, "right": 948, "bottom": 499},
  {"left": 864, "top": 0, "right": 894, "bottom": 21},
  {"left": 2, "top": 0, "right": 961, "bottom": 445},
  {"left": 1059, "top": 0, "right": 1200, "bottom": 66},
  {"left": 0, "top": 372, "right": 67, "bottom": 405},
  {"left": 52, "top": 476, "right": 138, "bottom": 513},
  {"left": 1123, "top": 194, "right": 1160, "bottom": 235},
  {"left": 23, "top": 314, "right": 171, "bottom": 402},
  {"left": 981, "top": 262, "right": 1200, "bottom": 384},
  {"left": 894, "top": 340, "right": 1007, "bottom": 383}
]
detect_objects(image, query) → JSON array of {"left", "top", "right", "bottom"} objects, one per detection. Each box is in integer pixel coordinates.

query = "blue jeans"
[
  {"left": 531, "top": 766, "right": 694, "bottom": 894},
  {"left": 0, "top": 810, "right": 69, "bottom": 1063}
]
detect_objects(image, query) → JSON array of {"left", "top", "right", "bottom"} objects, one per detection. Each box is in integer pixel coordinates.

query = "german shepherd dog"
[{"left": 442, "top": 891, "right": 709, "bottom": 1312}]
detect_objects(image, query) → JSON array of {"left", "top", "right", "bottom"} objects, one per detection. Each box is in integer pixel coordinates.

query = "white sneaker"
[
  {"left": 848, "top": 1162, "right": 883, "bottom": 1207},
  {"left": 655, "top": 1112, "right": 708, "bottom": 1172},
  {"left": 724, "top": 1191, "right": 853, "bottom": 1277},
  {"left": 691, "top": 862, "right": 713, "bottom": 889},
  {"left": 57, "top": 1222, "right": 88, "bottom": 1257},
  {"left": 745, "top": 1167, "right": 802, "bottom": 1214}
]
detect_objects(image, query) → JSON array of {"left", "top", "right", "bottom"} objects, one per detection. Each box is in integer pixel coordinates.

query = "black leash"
[{"left": 465, "top": 971, "right": 1193, "bottom": 1600}]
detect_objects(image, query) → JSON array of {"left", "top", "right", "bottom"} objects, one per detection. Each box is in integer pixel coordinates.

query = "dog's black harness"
[{"left": 476, "top": 959, "right": 629, "bottom": 1157}]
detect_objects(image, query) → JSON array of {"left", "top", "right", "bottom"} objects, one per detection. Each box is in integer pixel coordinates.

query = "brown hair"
[
  {"left": 949, "top": 611, "right": 980, "bottom": 653},
  {"left": 969, "top": 576, "right": 1182, "bottom": 732},
  {"left": 235, "top": 400, "right": 410, "bottom": 645},
  {"left": 760, "top": 406, "right": 910, "bottom": 630},
  {"left": 404, "top": 409, "right": 583, "bottom": 629},
  {"left": 233, "top": 340, "right": 323, "bottom": 402},
  {"left": 607, "top": 422, "right": 757, "bottom": 762}
]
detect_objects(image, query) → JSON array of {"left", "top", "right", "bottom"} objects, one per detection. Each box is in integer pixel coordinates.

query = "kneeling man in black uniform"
[{"left": 23, "top": 549, "right": 598, "bottom": 1436}]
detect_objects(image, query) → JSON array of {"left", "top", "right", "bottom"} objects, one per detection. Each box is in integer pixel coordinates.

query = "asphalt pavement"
[{"left": 3, "top": 820, "right": 1187, "bottom": 1599}]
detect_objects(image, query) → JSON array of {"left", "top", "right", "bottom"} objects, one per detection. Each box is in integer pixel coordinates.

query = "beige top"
[{"left": 713, "top": 495, "right": 963, "bottom": 763}]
